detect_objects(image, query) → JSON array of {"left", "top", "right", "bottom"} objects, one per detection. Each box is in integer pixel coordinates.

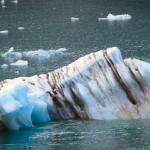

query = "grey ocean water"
[{"left": 0, "top": 0, "right": 150, "bottom": 149}]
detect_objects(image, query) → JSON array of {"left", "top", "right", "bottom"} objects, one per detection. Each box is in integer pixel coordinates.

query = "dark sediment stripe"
[
  {"left": 127, "top": 67, "right": 147, "bottom": 94},
  {"left": 103, "top": 51, "right": 137, "bottom": 105}
]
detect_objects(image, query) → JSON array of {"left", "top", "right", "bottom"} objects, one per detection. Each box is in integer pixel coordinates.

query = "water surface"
[{"left": 1, "top": 120, "right": 150, "bottom": 150}]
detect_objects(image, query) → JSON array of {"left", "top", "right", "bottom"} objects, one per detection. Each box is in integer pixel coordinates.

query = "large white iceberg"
[
  {"left": 0, "top": 47, "right": 150, "bottom": 130},
  {"left": 98, "top": 14, "right": 132, "bottom": 21}
]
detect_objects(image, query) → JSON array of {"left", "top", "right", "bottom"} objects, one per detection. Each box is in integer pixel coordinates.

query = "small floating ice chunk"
[
  {"left": 18, "top": 27, "right": 25, "bottom": 30},
  {"left": 10, "top": 60, "right": 28, "bottom": 67},
  {"left": 11, "top": 0, "right": 18, "bottom": 4},
  {"left": 1, "top": 0, "right": 5, "bottom": 5},
  {"left": 57, "top": 48, "right": 67, "bottom": 52},
  {"left": 1, "top": 64, "right": 8, "bottom": 69},
  {"left": 2, "top": 47, "right": 23, "bottom": 62},
  {"left": 0, "top": 30, "right": 8, "bottom": 35},
  {"left": 2, "top": 5, "right": 7, "bottom": 8},
  {"left": 49, "top": 48, "right": 67, "bottom": 56},
  {"left": 71, "top": 17, "right": 79, "bottom": 22},
  {"left": 23, "top": 49, "right": 50, "bottom": 59},
  {"left": 107, "top": 14, "right": 131, "bottom": 20},
  {"left": 98, "top": 14, "right": 131, "bottom": 21}
]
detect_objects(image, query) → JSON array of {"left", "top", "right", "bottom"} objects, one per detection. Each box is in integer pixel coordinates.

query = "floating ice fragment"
[
  {"left": 1, "top": 64, "right": 8, "bottom": 69},
  {"left": 71, "top": 17, "right": 79, "bottom": 22},
  {"left": 0, "top": 30, "right": 8, "bottom": 35},
  {"left": 1, "top": 0, "right": 4, "bottom": 5},
  {"left": 98, "top": 14, "right": 131, "bottom": 21},
  {"left": 107, "top": 14, "right": 131, "bottom": 20},
  {"left": 18, "top": 27, "right": 25, "bottom": 30},
  {"left": 23, "top": 49, "right": 50, "bottom": 59},
  {"left": 11, "top": 0, "right": 18, "bottom": 4},
  {"left": 10, "top": 60, "right": 28, "bottom": 67},
  {"left": 1, "top": 47, "right": 150, "bottom": 130},
  {"left": 2, "top": 47, "right": 23, "bottom": 62}
]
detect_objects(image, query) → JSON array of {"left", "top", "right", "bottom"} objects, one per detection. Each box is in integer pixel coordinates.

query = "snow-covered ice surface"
[
  {"left": 98, "top": 14, "right": 132, "bottom": 21},
  {"left": 0, "top": 47, "right": 150, "bottom": 130}
]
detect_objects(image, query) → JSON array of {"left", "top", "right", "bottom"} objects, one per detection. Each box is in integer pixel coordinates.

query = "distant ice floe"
[
  {"left": 71, "top": 17, "right": 79, "bottom": 22},
  {"left": 18, "top": 27, "right": 25, "bottom": 30},
  {"left": 2, "top": 5, "right": 6, "bottom": 8},
  {"left": 0, "top": 30, "right": 8, "bottom": 35},
  {"left": 23, "top": 48, "right": 67, "bottom": 59},
  {"left": 1, "top": 47, "right": 67, "bottom": 64},
  {"left": 98, "top": 14, "right": 132, "bottom": 21},
  {"left": 10, "top": 60, "right": 28, "bottom": 68}
]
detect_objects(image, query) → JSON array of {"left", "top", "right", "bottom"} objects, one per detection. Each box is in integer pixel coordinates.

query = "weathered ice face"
[{"left": 0, "top": 47, "right": 150, "bottom": 130}]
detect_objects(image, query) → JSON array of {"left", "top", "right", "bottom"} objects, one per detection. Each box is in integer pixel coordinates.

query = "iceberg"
[
  {"left": 0, "top": 47, "right": 150, "bottom": 130},
  {"left": 23, "top": 49, "right": 50, "bottom": 59},
  {"left": 98, "top": 14, "right": 132, "bottom": 21}
]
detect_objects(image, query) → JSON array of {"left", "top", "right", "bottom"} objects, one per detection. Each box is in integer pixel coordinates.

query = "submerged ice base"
[{"left": 0, "top": 47, "right": 150, "bottom": 130}]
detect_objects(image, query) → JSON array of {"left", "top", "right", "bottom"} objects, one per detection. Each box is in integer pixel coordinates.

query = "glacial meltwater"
[{"left": 0, "top": 0, "right": 150, "bottom": 149}]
